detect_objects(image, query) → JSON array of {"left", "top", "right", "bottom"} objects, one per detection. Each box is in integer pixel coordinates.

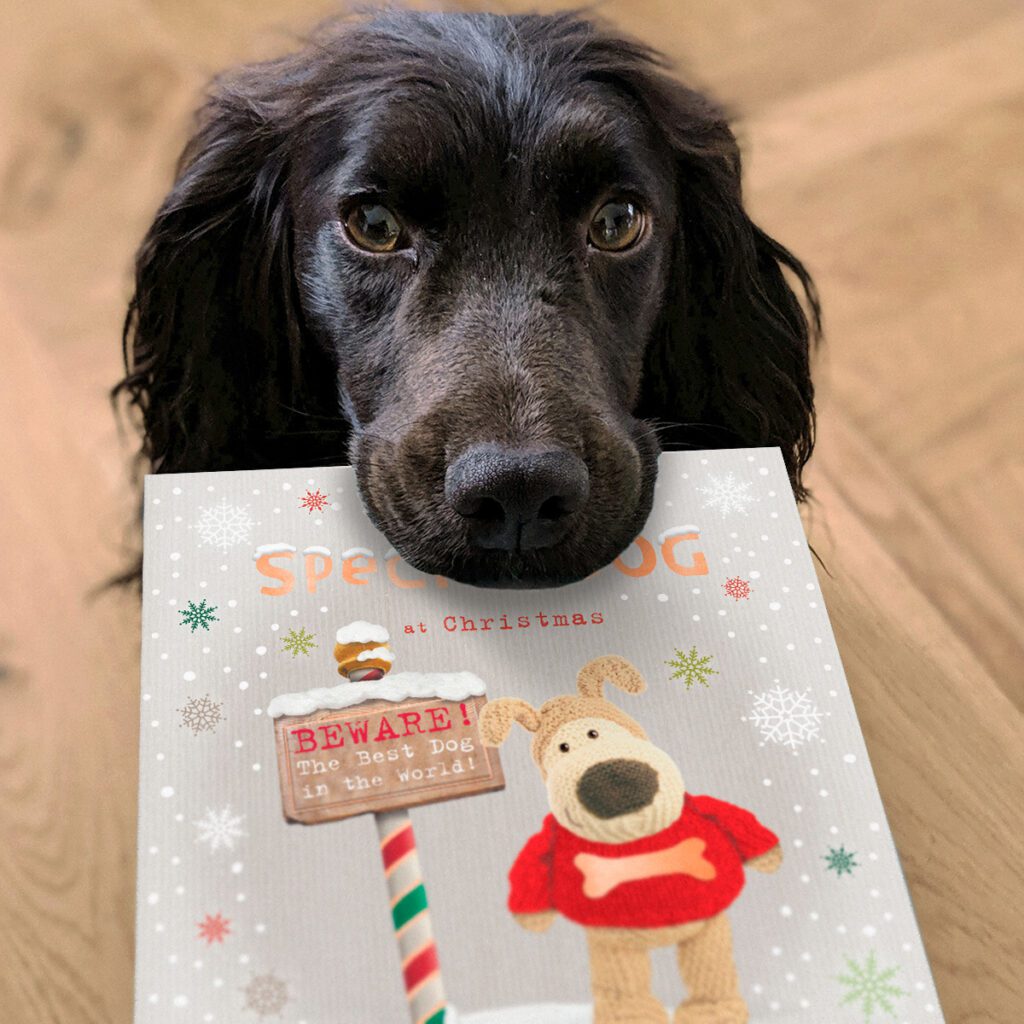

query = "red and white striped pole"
[{"left": 376, "top": 808, "right": 448, "bottom": 1024}]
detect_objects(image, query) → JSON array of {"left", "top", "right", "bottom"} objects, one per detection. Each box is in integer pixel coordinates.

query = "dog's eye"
[
  {"left": 587, "top": 729, "right": 599, "bottom": 739},
  {"left": 559, "top": 742, "right": 570, "bottom": 753},
  {"left": 588, "top": 200, "right": 644, "bottom": 252},
  {"left": 343, "top": 202, "right": 403, "bottom": 253}
]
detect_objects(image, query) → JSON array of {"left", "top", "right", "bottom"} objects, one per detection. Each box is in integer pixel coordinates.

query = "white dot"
[
  {"left": 769, "top": 601, "right": 781, "bottom": 611},
  {"left": 806, "top": 582, "right": 815, "bottom": 590},
  {"left": 869, "top": 822, "right": 881, "bottom": 832},
  {"left": 169, "top": 552, "right": 181, "bottom": 561},
  {"left": 762, "top": 778, "right": 772, "bottom": 786},
  {"left": 236, "top": 892, "right": 247, "bottom": 902},
  {"left": 657, "top": 593, "right": 669, "bottom": 602},
  {"left": 282, "top": 482, "right": 292, "bottom": 491},
  {"left": 255, "top": 923, "right": 266, "bottom": 934},
  {"left": 270, "top": 623, "right": 279, "bottom": 631},
  {"left": 253, "top": 708, "right": 263, "bottom": 716},
  {"left": 749, "top": 570, "right": 761, "bottom": 579},
  {"left": 843, "top": 754, "right": 856, "bottom": 764},
  {"left": 620, "top": 594, "right": 629, "bottom": 601},
  {"left": 142, "top": 694, "right": 151, "bottom": 702},
  {"left": 234, "top": 740, "right": 243, "bottom": 748},
  {"left": 771, "top": 946, "right": 782, "bottom": 956},
  {"left": 231, "top": 862, "right": 244, "bottom": 875},
  {"left": 252, "top": 763, "right": 261, "bottom": 771},
  {"left": 239, "top": 680, "right": 249, "bottom": 691},
  {"left": 691, "top": 587, "right": 701, "bottom": 595},
  {"left": 160, "top": 786, "right": 174, "bottom": 798},
  {"left": 863, "top": 925, "right": 877, "bottom": 937},
  {"left": 222, "top": 666, "right": 231, "bottom": 674},
  {"left": 837, "top": 924, "right": 847, "bottom": 934},
  {"left": 793, "top": 804, "right": 802, "bottom": 813},
  {"left": 183, "top": 671, "right": 196, "bottom": 681},
  {"left": 727, "top": 631, "right": 735, "bottom": 638},
  {"left": 255, "top": 646, "right": 267, "bottom": 656},
  {"left": 759, "top": 467, "right": 769, "bottom": 475},
  {"left": 692, "top": 614, "right": 700, "bottom": 622},
  {"left": 819, "top": 789, "right": 829, "bottom": 797},
  {"left": 320, "top": 605, "right": 328, "bottom": 612},
  {"left": 147, "top": 892, "right": 159, "bottom": 905},
  {"left": 758, "top": 656, "right": 767, "bottom": 663},
  {"left": 148, "top": 994, "right": 159, "bottom": 1004},
  {"left": 786, "top": 642, "right": 795, "bottom": 650},
  {"left": 793, "top": 839, "right": 804, "bottom": 848},
  {"left": 152, "top": 498, "right": 161, "bottom": 505},
  {"left": 156, "top": 753, "right": 165, "bottom": 761}
]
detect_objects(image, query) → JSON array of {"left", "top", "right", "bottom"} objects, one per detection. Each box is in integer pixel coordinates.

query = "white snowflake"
[
  {"left": 242, "top": 972, "right": 289, "bottom": 1017},
  {"left": 697, "top": 472, "right": 758, "bottom": 517},
  {"left": 191, "top": 499, "right": 256, "bottom": 552},
  {"left": 194, "top": 806, "right": 247, "bottom": 852},
  {"left": 743, "top": 686, "right": 826, "bottom": 751}
]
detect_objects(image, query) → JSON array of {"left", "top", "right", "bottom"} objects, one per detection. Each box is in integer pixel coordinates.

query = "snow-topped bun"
[{"left": 334, "top": 621, "right": 395, "bottom": 679}]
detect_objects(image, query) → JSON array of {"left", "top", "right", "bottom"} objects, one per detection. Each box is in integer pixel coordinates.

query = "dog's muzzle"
[{"left": 576, "top": 758, "right": 659, "bottom": 819}]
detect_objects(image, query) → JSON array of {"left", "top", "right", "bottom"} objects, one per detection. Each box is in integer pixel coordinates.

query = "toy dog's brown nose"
[{"left": 576, "top": 759, "right": 659, "bottom": 820}]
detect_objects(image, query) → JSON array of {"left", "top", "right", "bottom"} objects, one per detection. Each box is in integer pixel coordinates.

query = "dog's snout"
[
  {"left": 445, "top": 444, "right": 589, "bottom": 552},
  {"left": 576, "top": 759, "right": 659, "bottom": 820}
]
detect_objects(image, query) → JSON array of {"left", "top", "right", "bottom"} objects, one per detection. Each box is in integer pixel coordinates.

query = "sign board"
[{"left": 273, "top": 694, "right": 504, "bottom": 824}]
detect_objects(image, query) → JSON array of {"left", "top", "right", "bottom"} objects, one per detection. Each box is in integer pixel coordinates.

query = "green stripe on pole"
[
  {"left": 392, "top": 884, "right": 428, "bottom": 931},
  {"left": 424, "top": 1009, "right": 446, "bottom": 1024}
]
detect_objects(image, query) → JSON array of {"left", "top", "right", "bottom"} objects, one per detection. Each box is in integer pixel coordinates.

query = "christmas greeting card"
[{"left": 135, "top": 448, "right": 945, "bottom": 1023}]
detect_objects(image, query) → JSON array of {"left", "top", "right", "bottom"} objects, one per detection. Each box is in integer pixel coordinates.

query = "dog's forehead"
[{"left": 327, "top": 35, "right": 665, "bottom": 210}]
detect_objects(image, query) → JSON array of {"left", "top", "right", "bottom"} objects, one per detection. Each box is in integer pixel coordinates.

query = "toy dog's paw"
[
  {"left": 514, "top": 910, "right": 557, "bottom": 933},
  {"left": 746, "top": 844, "right": 783, "bottom": 874}
]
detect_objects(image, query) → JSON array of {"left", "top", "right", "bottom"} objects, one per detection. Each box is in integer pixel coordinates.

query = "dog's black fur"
[{"left": 115, "top": 10, "right": 819, "bottom": 587}]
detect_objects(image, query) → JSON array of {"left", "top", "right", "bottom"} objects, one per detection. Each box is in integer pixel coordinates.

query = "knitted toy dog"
[{"left": 480, "top": 655, "right": 782, "bottom": 1024}]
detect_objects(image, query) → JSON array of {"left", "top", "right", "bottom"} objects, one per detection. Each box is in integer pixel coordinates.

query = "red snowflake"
[
  {"left": 197, "top": 912, "right": 231, "bottom": 945},
  {"left": 723, "top": 576, "right": 752, "bottom": 600},
  {"left": 299, "top": 488, "right": 330, "bottom": 514}
]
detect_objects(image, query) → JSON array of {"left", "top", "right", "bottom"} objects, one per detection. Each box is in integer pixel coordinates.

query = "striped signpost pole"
[{"left": 376, "top": 808, "right": 447, "bottom": 1024}]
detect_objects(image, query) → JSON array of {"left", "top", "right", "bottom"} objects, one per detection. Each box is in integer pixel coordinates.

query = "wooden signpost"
[{"left": 267, "top": 622, "right": 504, "bottom": 1024}]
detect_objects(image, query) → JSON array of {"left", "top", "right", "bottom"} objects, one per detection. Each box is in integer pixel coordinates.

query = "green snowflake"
[
  {"left": 178, "top": 599, "right": 219, "bottom": 633},
  {"left": 666, "top": 645, "right": 719, "bottom": 689},
  {"left": 824, "top": 845, "right": 859, "bottom": 877},
  {"left": 838, "top": 951, "right": 906, "bottom": 1022},
  {"left": 281, "top": 627, "right": 317, "bottom": 657}
]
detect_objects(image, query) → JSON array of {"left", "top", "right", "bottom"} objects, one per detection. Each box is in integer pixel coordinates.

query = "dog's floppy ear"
[
  {"left": 634, "top": 77, "right": 820, "bottom": 500},
  {"left": 576, "top": 656, "right": 647, "bottom": 700},
  {"left": 479, "top": 699, "right": 542, "bottom": 747},
  {"left": 113, "top": 56, "right": 343, "bottom": 479}
]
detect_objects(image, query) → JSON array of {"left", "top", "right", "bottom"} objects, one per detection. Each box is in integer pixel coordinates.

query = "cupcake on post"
[{"left": 334, "top": 621, "right": 395, "bottom": 681}]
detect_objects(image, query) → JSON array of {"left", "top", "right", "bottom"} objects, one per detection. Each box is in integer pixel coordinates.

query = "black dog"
[{"left": 115, "top": 10, "right": 819, "bottom": 587}]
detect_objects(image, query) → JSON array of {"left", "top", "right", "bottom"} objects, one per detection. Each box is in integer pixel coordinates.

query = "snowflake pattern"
[
  {"left": 666, "top": 646, "right": 719, "bottom": 689},
  {"left": 178, "top": 598, "right": 219, "bottom": 632},
  {"left": 281, "top": 627, "right": 317, "bottom": 657},
  {"left": 299, "top": 488, "right": 330, "bottom": 514},
  {"left": 824, "top": 845, "right": 859, "bottom": 877},
  {"left": 197, "top": 912, "right": 231, "bottom": 945},
  {"left": 838, "top": 951, "right": 906, "bottom": 1022},
  {"left": 191, "top": 498, "right": 256, "bottom": 552},
  {"left": 242, "top": 972, "right": 289, "bottom": 1017},
  {"left": 723, "top": 576, "right": 752, "bottom": 600},
  {"left": 697, "top": 472, "right": 758, "bottom": 517},
  {"left": 743, "top": 686, "right": 826, "bottom": 751},
  {"left": 177, "top": 694, "right": 224, "bottom": 735},
  {"left": 194, "top": 806, "right": 247, "bottom": 852}
]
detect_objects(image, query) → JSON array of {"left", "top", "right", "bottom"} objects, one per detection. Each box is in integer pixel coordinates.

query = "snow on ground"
[{"left": 267, "top": 671, "right": 486, "bottom": 718}]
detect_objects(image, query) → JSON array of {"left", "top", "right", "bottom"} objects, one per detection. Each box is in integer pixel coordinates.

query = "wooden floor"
[{"left": 0, "top": 1, "right": 1021, "bottom": 1021}]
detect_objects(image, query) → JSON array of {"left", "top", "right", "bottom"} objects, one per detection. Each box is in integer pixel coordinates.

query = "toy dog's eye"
[
  {"left": 559, "top": 742, "right": 570, "bottom": 753},
  {"left": 587, "top": 729, "right": 599, "bottom": 739}
]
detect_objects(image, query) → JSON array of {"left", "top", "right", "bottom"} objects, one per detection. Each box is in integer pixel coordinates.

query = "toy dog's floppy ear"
[
  {"left": 576, "top": 656, "right": 647, "bottom": 700},
  {"left": 479, "top": 699, "right": 542, "bottom": 747}
]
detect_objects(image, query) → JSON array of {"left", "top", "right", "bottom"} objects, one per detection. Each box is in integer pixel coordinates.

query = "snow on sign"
[{"left": 268, "top": 624, "right": 504, "bottom": 824}]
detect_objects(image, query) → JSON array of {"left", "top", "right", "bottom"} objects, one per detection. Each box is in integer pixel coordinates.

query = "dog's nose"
[
  {"left": 576, "top": 759, "right": 659, "bottom": 820},
  {"left": 445, "top": 444, "right": 589, "bottom": 552}
]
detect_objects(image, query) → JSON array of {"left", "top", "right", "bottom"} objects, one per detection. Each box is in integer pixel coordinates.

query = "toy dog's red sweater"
[{"left": 508, "top": 793, "right": 778, "bottom": 928}]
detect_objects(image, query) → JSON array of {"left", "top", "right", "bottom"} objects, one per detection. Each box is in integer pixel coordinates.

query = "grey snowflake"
[
  {"left": 824, "top": 845, "right": 859, "bottom": 877},
  {"left": 743, "top": 685, "right": 826, "bottom": 752},
  {"left": 666, "top": 646, "right": 719, "bottom": 689},
  {"left": 696, "top": 472, "right": 758, "bottom": 517},
  {"left": 191, "top": 498, "right": 255, "bottom": 552},
  {"left": 178, "top": 598, "right": 219, "bottom": 632},
  {"left": 194, "top": 806, "right": 247, "bottom": 852},
  {"left": 242, "top": 972, "right": 289, "bottom": 1017},
  {"left": 281, "top": 627, "right": 317, "bottom": 657},
  {"left": 177, "top": 694, "right": 224, "bottom": 735},
  {"left": 838, "top": 951, "right": 906, "bottom": 1021}
]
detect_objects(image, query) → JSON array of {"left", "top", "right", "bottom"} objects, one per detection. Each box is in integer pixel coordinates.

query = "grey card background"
[{"left": 135, "top": 448, "right": 945, "bottom": 1023}]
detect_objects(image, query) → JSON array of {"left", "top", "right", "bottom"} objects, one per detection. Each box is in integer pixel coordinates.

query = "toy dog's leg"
[
  {"left": 673, "top": 913, "right": 748, "bottom": 1024},
  {"left": 586, "top": 928, "right": 669, "bottom": 1024}
]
